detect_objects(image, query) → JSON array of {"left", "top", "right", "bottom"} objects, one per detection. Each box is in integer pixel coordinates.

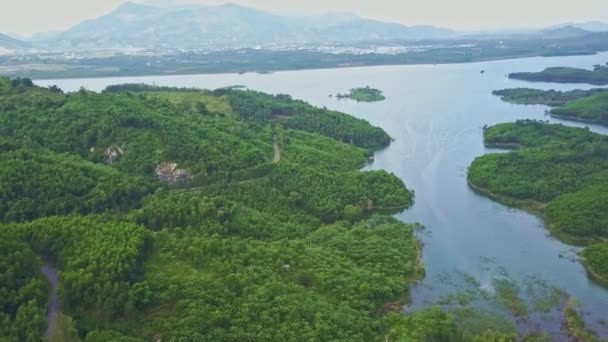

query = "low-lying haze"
[{"left": 2, "top": 0, "right": 608, "bottom": 35}]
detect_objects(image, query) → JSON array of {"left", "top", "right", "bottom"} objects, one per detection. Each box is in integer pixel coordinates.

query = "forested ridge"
[{"left": 468, "top": 120, "right": 608, "bottom": 283}]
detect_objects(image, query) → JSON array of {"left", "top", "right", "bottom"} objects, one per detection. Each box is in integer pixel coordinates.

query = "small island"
[
  {"left": 509, "top": 62, "right": 608, "bottom": 85},
  {"left": 335, "top": 86, "right": 386, "bottom": 102}
]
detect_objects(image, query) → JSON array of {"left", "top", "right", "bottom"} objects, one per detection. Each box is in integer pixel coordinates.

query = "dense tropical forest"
[
  {"left": 468, "top": 120, "right": 608, "bottom": 284},
  {"left": 509, "top": 62, "right": 608, "bottom": 85},
  {"left": 0, "top": 77, "right": 546, "bottom": 341},
  {"left": 335, "top": 86, "right": 386, "bottom": 102}
]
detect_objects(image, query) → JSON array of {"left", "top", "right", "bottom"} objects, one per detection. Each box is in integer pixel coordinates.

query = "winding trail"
[
  {"left": 41, "top": 264, "right": 60, "bottom": 340},
  {"left": 272, "top": 136, "right": 281, "bottom": 163}
]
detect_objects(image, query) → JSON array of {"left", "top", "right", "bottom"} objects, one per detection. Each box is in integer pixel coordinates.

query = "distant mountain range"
[
  {"left": 459, "top": 22, "right": 608, "bottom": 41},
  {"left": 540, "top": 25, "right": 592, "bottom": 39},
  {"left": 551, "top": 21, "right": 608, "bottom": 32},
  {"left": 6, "top": 3, "right": 608, "bottom": 53},
  {"left": 35, "top": 2, "right": 454, "bottom": 50},
  {"left": 0, "top": 33, "right": 29, "bottom": 51}
]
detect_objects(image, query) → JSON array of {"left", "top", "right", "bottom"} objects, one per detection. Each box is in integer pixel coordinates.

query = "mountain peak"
[
  {"left": 117, "top": 1, "right": 151, "bottom": 10},
  {"left": 41, "top": 3, "right": 454, "bottom": 50},
  {"left": 542, "top": 25, "right": 590, "bottom": 38},
  {"left": 548, "top": 21, "right": 608, "bottom": 33},
  {"left": 0, "top": 32, "right": 29, "bottom": 49}
]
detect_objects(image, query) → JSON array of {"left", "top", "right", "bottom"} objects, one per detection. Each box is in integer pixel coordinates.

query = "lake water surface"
[{"left": 38, "top": 53, "right": 608, "bottom": 337}]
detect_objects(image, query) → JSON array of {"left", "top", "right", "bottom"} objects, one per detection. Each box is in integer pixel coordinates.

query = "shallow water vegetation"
[
  {"left": 418, "top": 269, "right": 571, "bottom": 340},
  {"left": 385, "top": 307, "right": 463, "bottom": 341},
  {"left": 452, "top": 308, "right": 518, "bottom": 339},
  {"left": 438, "top": 290, "right": 476, "bottom": 306},
  {"left": 563, "top": 298, "right": 600, "bottom": 342},
  {"left": 524, "top": 277, "right": 565, "bottom": 313},
  {"left": 386, "top": 306, "right": 534, "bottom": 341},
  {"left": 493, "top": 279, "right": 528, "bottom": 317}
]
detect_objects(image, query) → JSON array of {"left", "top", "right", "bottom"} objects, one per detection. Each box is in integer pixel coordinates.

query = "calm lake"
[{"left": 38, "top": 52, "right": 608, "bottom": 338}]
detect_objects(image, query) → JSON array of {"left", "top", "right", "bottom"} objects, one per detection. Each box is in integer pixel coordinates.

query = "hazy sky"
[{"left": 3, "top": 0, "right": 608, "bottom": 35}]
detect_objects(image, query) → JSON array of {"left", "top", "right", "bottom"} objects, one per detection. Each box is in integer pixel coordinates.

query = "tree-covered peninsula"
[
  {"left": 468, "top": 120, "right": 608, "bottom": 284},
  {"left": 493, "top": 87, "right": 608, "bottom": 126},
  {"left": 335, "top": 86, "right": 386, "bottom": 102},
  {"left": 509, "top": 62, "right": 608, "bottom": 85},
  {"left": 493, "top": 88, "right": 608, "bottom": 107},
  {"left": 550, "top": 92, "right": 608, "bottom": 125}
]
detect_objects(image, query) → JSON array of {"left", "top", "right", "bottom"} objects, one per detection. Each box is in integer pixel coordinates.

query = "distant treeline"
[
  {"left": 509, "top": 63, "right": 608, "bottom": 85},
  {"left": 3, "top": 33, "right": 608, "bottom": 79}
]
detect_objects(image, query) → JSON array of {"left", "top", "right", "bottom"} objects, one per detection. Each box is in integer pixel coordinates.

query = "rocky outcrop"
[
  {"left": 104, "top": 145, "right": 124, "bottom": 165},
  {"left": 155, "top": 163, "right": 190, "bottom": 184}
]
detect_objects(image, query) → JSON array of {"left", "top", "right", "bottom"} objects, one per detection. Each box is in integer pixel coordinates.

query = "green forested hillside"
[
  {"left": 468, "top": 120, "right": 608, "bottom": 283},
  {"left": 0, "top": 77, "right": 429, "bottom": 341}
]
